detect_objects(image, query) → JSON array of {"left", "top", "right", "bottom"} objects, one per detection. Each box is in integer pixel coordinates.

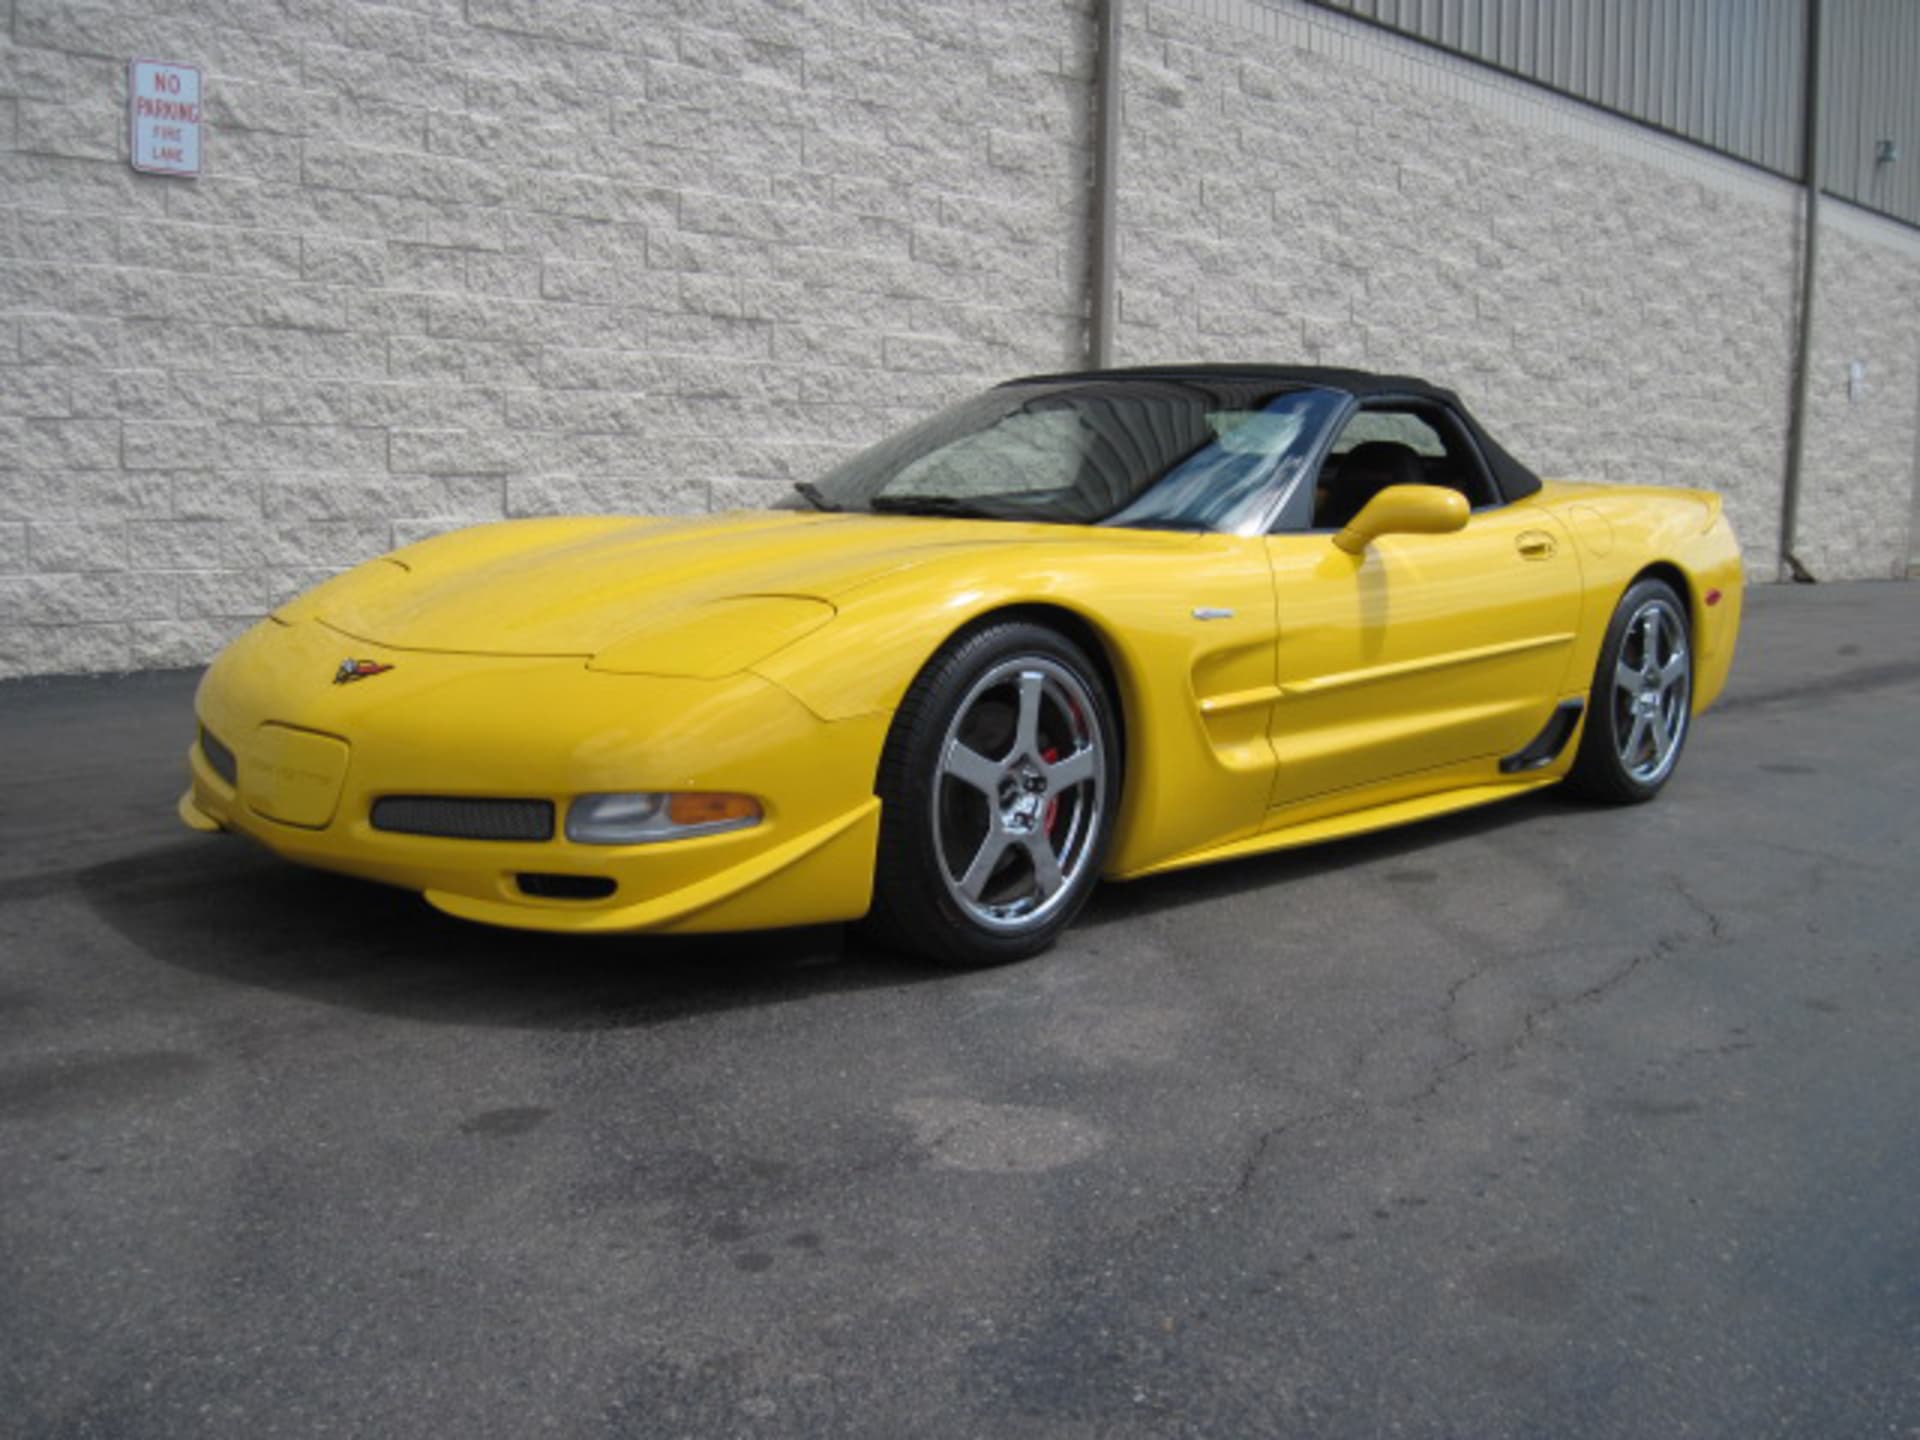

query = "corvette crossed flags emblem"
[{"left": 333, "top": 658, "right": 394, "bottom": 685}]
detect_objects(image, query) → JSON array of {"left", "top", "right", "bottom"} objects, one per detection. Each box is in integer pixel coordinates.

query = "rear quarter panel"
[{"left": 1537, "top": 481, "right": 1743, "bottom": 711}]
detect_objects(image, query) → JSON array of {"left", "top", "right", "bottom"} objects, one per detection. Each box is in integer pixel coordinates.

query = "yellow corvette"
[{"left": 181, "top": 366, "right": 1742, "bottom": 965}]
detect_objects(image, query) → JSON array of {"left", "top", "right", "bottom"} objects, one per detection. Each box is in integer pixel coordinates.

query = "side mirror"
[{"left": 1332, "top": 484, "right": 1470, "bottom": 554}]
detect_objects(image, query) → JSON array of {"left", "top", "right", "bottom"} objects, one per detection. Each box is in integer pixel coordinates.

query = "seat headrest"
[
  {"left": 1322, "top": 440, "right": 1426, "bottom": 528},
  {"left": 1339, "top": 441, "right": 1426, "bottom": 492}
]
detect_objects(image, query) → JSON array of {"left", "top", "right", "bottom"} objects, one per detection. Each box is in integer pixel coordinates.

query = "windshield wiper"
[
  {"left": 790, "top": 481, "right": 843, "bottom": 512},
  {"left": 868, "top": 495, "right": 1008, "bottom": 519}
]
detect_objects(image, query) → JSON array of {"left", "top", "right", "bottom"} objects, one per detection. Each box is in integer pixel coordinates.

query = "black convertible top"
[{"left": 1004, "top": 363, "right": 1543, "bottom": 503}]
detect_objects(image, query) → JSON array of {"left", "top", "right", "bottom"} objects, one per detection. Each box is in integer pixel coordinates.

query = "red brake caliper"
[{"left": 1041, "top": 747, "right": 1061, "bottom": 834}]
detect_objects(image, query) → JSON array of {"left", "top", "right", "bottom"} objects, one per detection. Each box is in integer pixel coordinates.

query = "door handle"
[{"left": 1516, "top": 530, "right": 1557, "bottom": 560}]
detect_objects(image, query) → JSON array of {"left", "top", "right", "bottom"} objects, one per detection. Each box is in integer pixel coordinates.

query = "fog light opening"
[
  {"left": 517, "top": 873, "right": 618, "bottom": 901},
  {"left": 199, "top": 725, "right": 238, "bottom": 788}
]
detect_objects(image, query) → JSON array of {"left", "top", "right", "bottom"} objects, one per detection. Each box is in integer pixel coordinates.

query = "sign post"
[{"left": 128, "top": 59, "right": 203, "bottom": 177}]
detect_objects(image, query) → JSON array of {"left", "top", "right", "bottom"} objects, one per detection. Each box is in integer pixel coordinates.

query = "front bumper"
[{"left": 181, "top": 618, "right": 885, "bottom": 934}]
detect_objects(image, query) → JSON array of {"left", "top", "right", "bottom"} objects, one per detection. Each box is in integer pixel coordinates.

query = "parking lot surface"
[{"left": 2, "top": 581, "right": 1917, "bottom": 1439}]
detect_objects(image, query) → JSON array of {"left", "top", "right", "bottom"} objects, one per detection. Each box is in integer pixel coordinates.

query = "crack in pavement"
[
  {"left": 1515, "top": 943, "right": 1659, "bottom": 1051},
  {"left": 1143, "top": 881, "right": 1736, "bottom": 1235},
  {"left": 1671, "top": 877, "right": 1728, "bottom": 941}
]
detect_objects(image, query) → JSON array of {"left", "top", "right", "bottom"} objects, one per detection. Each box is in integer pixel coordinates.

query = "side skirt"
[{"left": 1112, "top": 772, "right": 1562, "bottom": 881}]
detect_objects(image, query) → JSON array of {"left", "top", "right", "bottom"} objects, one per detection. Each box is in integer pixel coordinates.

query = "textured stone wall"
[
  {"left": 1912, "top": 370, "right": 1920, "bottom": 577},
  {"left": 1, "top": 0, "right": 1916, "bottom": 677},
  {"left": 1796, "top": 212, "right": 1920, "bottom": 579},
  {"left": 0, "top": 0, "right": 1094, "bottom": 677},
  {"left": 1122, "top": 0, "right": 1920, "bottom": 584}
]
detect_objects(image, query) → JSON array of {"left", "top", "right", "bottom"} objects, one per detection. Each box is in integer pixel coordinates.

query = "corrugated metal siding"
[
  {"left": 1821, "top": 0, "right": 1920, "bottom": 227},
  {"left": 1313, "top": 0, "right": 1802, "bottom": 173},
  {"left": 1310, "top": 0, "right": 1919, "bottom": 230}
]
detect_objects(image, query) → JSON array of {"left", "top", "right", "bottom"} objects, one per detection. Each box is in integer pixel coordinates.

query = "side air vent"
[
  {"left": 1499, "top": 700, "right": 1586, "bottom": 774},
  {"left": 200, "top": 726, "right": 238, "bottom": 787},
  {"left": 370, "top": 796, "right": 555, "bottom": 842}
]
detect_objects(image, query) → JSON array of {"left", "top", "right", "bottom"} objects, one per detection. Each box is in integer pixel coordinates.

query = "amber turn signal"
[
  {"left": 668, "top": 792, "right": 762, "bottom": 826},
  {"left": 567, "top": 791, "right": 763, "bottom": 845}
]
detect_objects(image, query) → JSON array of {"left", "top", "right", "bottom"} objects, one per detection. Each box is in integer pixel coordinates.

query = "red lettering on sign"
[
  {"left": 129, "top": 60, "right": 202, "bottom": 176},
  {"left": 135, "top": 96, "right": 198, "bottom": 123}
]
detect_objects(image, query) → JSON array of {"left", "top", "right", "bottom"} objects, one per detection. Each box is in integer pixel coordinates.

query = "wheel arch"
[
  {"left": 859, "top": 599, "right": 1137, "bottom": 966},
  {"left": 1561, "top": 559, "right": 1698, "bottom": 803},
  {"left": 1632, "top": 560, "right": 1695, "bottom": 629},
  {"left": 1624, "top": 560, "right": 1723, "bottom": 679},
  {"left": 886, "top": 600, "right": 1137, "bottom": 793}
]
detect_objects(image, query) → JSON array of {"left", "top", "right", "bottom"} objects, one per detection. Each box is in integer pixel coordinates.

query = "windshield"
[{"left": 801, "top": 379, "right": 1344, "bottom": 533}]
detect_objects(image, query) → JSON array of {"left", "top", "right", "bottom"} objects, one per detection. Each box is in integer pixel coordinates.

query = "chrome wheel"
[
  {"left": 932, "top": 656, "right": 1107, "bottom": 933},
  {"left": 1609, "top": 594, "right": 1691, "bottom": 785}
]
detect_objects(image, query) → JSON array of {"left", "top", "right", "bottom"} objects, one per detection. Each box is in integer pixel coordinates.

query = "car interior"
[{"left": 1311, "top": 403, "right": 1501, "bottom": 529}]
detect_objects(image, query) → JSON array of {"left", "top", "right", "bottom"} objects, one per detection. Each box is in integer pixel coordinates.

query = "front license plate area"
[{"left": 246, "top": 724, "right": 351, "bottom": 829}]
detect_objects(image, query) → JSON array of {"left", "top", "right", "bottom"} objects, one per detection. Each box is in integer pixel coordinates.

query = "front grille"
[
  {"left": 200, "top": 726, "right": 238, "bottom": 787},
  {"left": 370, "top": 796, "right": 555, "bottom": 842},
  {"left": 517, "top": 873, "right": 618, "bottom": 901}
]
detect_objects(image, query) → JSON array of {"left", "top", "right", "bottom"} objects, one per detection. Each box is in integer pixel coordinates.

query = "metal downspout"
[
  {"left": 1779, "top": 0, "right": 1823, "bottom": 583},
  {"left": 1088, "top": 0, "right": 1122, "bottom": 369}
]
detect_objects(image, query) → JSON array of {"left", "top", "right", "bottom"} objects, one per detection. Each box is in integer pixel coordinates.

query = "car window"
[
  {"left": 891, "top": 408, "right": 1087, "bottom": 497},
  {"left": 806, "top": 380, "right": 1345, "bottom": 531},
  {"left": 1103, "top": 398, "right": 1331, "bottom": 534},
  {"left": 1330, "top": 410, "right": 1446, "bottom": 457},
  {"left": 1309, "top": 402, "right": 1499, "bottom": 528}
]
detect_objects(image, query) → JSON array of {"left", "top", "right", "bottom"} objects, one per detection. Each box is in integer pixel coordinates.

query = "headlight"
[
  {"left": 269, "top": 556, "right": 410, "bottom": 624},
  {"left": 587, "top": 596, "right": 835, "bottom": 678},
  {"left": 566, "top": 792, "right": 763, "bottom": 845}
]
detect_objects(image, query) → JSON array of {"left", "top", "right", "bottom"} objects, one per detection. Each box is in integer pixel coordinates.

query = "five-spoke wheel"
[
  {"left": 1565, "top": 577, "right": 1695, "bottom": 803},
  {"left": 865, "top": 622, "right": 1119, "bottom": 966},
  {"left": 935, "top": 656, "right": 1107, "bottom": 931},
  {"left": 1610, "top": 594, "right": 1692, "bottom": 784}
]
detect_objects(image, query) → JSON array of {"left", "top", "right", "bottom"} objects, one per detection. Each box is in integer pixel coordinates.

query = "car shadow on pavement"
[
  {"left": 79, "top": 789, "right": 1568, "bottom": 1029},
  {"left": 75, "top": 838, "right": 916, "bottom": 1030},
  {"left": 1084, "top": 788, "right": 1572, "bottom": 926}
]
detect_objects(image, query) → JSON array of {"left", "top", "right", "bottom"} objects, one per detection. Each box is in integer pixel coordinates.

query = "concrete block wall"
[
  {"left": 1797, "top": 211, "right": 1920, "bottom": 579},
  {"left": 0, "top": 0, "right": 1094, "bottom": 677},
  {"left": 1, "top": 0, "right": 1916, "bottom": 677},
  {"left": 1125, "top": 0, "right": 1919, "bottom": 583}
]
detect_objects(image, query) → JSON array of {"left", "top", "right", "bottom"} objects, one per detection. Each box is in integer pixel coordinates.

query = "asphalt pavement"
[{"left": 1, "top": 580, "right": 1916, "bottom": 1439}]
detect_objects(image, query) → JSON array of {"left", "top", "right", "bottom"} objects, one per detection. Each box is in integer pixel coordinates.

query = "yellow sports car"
[{"left": 181, "top": 366, "right": 1742, "bottom": 965}]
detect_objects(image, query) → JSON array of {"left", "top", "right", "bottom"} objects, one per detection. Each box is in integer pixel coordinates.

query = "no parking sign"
[{"left": 128, "top": 59, "right": 202, "bottom": 176}]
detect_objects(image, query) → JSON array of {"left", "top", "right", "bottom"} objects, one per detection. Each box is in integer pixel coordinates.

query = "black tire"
[
  {"left": 860, "top": 620, "right": 1121, "bottom": 967},
  {"left": 1563, "top": 576, "right": 1694, "bottom": 804}
]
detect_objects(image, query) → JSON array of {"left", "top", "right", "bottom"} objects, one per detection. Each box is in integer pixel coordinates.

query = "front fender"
[{"left": 750, "top": 531, "right": 1288, "bottom": 877}]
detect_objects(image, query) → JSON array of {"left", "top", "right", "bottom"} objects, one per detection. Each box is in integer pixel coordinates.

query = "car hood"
[{"left": 314, "top": 510, "right": 1042, "bottom": 658}]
